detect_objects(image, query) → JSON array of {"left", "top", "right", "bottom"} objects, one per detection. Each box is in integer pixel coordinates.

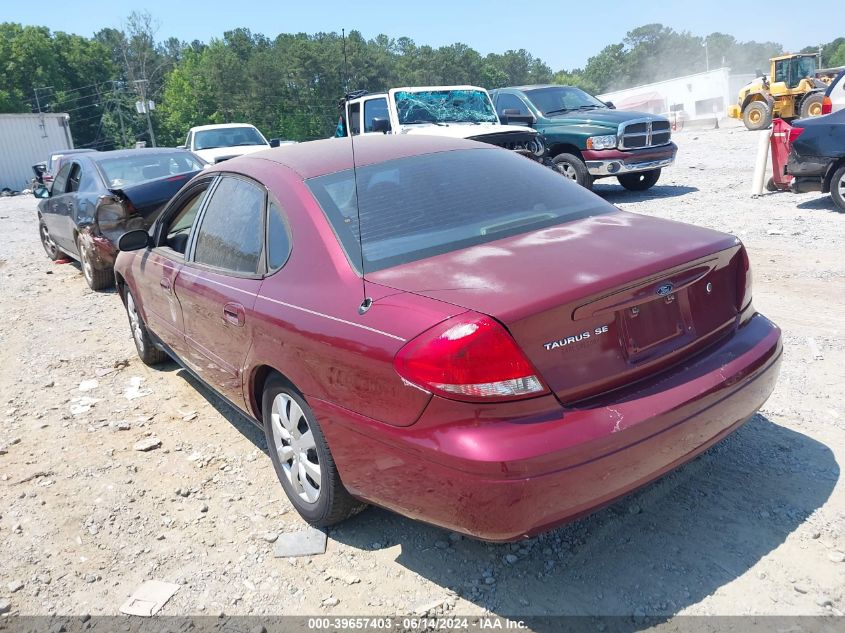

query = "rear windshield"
[
  {"left": 96, "top": 152, "right": 204, "bottom": 189},
  {"left": 306, "top": 148, "right": 611, "bottom": 273}
]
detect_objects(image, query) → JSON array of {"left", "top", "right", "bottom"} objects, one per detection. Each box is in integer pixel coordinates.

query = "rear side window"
[
  {"left": 306, "top": 148, "right": 610, "bottom": 273},
  {"left": 267, "top": 202, "right": 291, "bottom": 270},
  {"left": 52, "top": 163, "right": 72, "bottom": 194},
  {"left": 193, "top": 177, "right": 265, "bottom": 274}
]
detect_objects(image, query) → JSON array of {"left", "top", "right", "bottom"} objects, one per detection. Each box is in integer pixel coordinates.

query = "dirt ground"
[{"left": 0, "top": 120, "right": 843, "bottom": 625}]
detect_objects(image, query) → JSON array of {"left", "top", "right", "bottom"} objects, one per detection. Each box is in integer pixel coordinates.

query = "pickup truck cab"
[
  {"left": 336, "top": 86, "right": 546, "bottom": 161},
  {"left": 490, "top": 85, "right": 677, "bottom": 190},
  {"left": 181, "top": 123, "right": 287, "bottom": 164}
]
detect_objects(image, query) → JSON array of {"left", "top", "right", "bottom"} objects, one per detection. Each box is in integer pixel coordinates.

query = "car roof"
[
  {"left": 49, "top": 148, "right": 97, "bottom": 158},
  {"left": 85, "top": 148, "right": 197, "bottom": 163},
  {"left": 189, "top": 123, "right": 258, "bottom": 132},
  {"left": 228, "top": 135, "right": 494, "bottom": 180}
]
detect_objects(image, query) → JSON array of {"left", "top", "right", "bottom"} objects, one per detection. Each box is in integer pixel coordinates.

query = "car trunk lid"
[{"left": 368, "top": 211, "right": 746, "bottom": 403}]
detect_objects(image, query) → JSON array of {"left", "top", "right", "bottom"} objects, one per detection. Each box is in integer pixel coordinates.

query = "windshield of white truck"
[
  {"left": 194, "top": 127, "right": 266, "bottom": 150},
  {"left": 393, "top": 89, "right": 498, "bottom": 125}
]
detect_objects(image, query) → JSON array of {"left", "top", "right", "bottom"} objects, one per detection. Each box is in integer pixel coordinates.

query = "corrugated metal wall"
[{"left": 0, "top": 114, "right": 74, "bottom": 191}]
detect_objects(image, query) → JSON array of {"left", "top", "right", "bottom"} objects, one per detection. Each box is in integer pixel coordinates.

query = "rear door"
[
  {"left": 174, "top": 175, "right": 267, "bottom": 407},
  {"left": 41, "top": 163, "right": 77, "bottom": 253}
]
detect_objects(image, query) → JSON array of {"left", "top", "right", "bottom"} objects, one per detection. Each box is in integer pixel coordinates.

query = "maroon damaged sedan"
[{"left": 114, "top": 135, "right": 782, "bottom": 542}]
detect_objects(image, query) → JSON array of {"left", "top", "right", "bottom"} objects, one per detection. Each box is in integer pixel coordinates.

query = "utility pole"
[
  {"left": 33, "top": 86, "right": 53, "bottom": 138},
  {"left": 134, "top": 79, "right": 156, "bottom": 147},
  {"left": 703, "top": 40, "right": 710, "bottom": 72},
  {"left": 113, "top": 83, "right": 127, "bottom": 148}
]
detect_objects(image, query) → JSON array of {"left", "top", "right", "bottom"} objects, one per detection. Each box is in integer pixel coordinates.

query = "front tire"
[
  {"left": 800, "top": 93, "right": 824, "bottom": 119},
  {"left": 618, "top": 169, "right": 661, "bottom": 191},
  {"left": 124, "top": 289, "right": 168, "bottom": 365},
  {"left": 552, "top": 153, "right": 593, "bottom": 189},
  {"left": 77, "top": 236, "right": 114, "bottom": 291},
  {"left": 831, "top": 164, "right": 845, "bottom": 212},
  {"left": 743, "top": 101, "right": 772, "bottom": 131},
  {"left": 262, "top": 375, "right": 365, "bottom": 527}
]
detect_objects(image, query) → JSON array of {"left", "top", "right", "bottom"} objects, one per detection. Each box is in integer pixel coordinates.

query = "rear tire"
[
  {"left": 800, "top": 93, "right": 824, "bottom": 119},
  {"left": 552, "top": 153, "right": 593, "bottom": 190},
  {"left": 743, "top": 101, "right": 772, "bottom": 131},
  {"left": 39, "top": 218, "right": 66, "bottom": 261},
  {"left": 831, "top": 164, "right": 845, "bottom": 212},
  {"left": 77, "top": 236, "right": 114, "bottom": 291},
  {"left": 124, "top": 289, "right": 168, "bottom": 366},
  {"left": 618, "top": 169, "right": 661, "bottom": 191},
  {"left": 262, "top": 375, "right": 365, "bottom": 527}
]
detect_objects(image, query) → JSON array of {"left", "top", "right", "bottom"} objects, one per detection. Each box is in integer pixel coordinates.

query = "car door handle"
[
  {"left": 223, "top": 302, "right": 246, "bottom": 327},
  {"left": 160, "top": 278, "right": 172, "bottom": 293}
]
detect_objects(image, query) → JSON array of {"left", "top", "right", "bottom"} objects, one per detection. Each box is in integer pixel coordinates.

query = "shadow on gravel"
[
  {"left": 796, "top": 195, "right": 844, "bottom": 213},
  {"left": 172, "top": 367, "right": 267, "bottom": 450},
  {"left": 329, "top": 414, "right": 837, "bottom": 630},
  {"left": 595, "top": 184, "right": 699, "bottom": 204}
]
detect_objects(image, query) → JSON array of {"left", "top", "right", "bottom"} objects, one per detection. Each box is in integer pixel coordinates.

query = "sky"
[{"left": 3, "top": 0, "right": 843, "bottom": 70}]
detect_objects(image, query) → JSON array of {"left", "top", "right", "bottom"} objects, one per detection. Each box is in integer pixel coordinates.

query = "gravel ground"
[{"left": 0, "top": 121, "right": 843, "bottom": 624}]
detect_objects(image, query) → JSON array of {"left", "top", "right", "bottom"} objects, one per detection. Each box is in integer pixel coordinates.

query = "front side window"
[
  {"left": 192, "top": 177, "right": 265, "bottom": 274},
  {"left": 162, "top": 186, "right": 211, "bottom": 254},
  {"left": 495, "top": 93, "right": 530, "bottom": 117},
  {"left": 307, "top": 148, "right": 610, "bottom": 273},
  {"left": 364, "top": 98, "right": 389, "bottom": 132},
  {"left": 67, "top": 164, "right": 82, "bottom": 193}
]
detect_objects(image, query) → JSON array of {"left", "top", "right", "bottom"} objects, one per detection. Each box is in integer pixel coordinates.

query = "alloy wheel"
[
  {"left": 126, "top": 292, "right": 145, "bottom": 354},
  {"left": 555, "top": 162, "right": 578, "bottom": 180},
  {"left": 80, "top": 243, "right": 94, "bottom": 284},
  {"left": 270, "top": 393, "right": 321, "bottom": 503},
  {"left": 40, "top": 223, "right": 58, "bottom": 258}
]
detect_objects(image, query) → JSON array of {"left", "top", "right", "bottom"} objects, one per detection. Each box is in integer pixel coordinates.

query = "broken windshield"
[{"left": 393, "top": 89, "right": 498, "bottom": 125}]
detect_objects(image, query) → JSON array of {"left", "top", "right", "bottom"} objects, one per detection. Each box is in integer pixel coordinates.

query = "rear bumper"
[
  {"left": 583, "top": 143, "right": 677, "bottom": 177},
  {"left": 315, "top": 313, "right": 781, "bottom": 541}
]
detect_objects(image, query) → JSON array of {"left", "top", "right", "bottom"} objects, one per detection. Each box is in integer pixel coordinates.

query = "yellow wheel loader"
[{"left": 728, "top": 53, "right": 828, "bottom": 131}]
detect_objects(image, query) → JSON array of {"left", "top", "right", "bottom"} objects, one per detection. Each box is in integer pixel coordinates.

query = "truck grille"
[{"left": 618, "top": 119, "right": 672, "bottom": 150}]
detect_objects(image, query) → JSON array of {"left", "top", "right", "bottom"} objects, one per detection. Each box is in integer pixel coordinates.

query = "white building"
[
  {"left": 0, "top": 113, "right": 74, "bottom": 191},
  {"left": 598, "top": 68, "right": 755, "bottom": 125}
]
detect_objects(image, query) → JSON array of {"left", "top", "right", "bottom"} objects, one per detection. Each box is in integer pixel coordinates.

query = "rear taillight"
[
  {"left": 788, "top": 127, "right": 804, "bottom": 144},
  {"left": 822, "top": 96, "right": 832, "bottom": 115},
  {"left": 394, "top": 313, "right": 548, "bottom": 402},
  {"left": 738, "top": 245, "right": 753, "bottom": 311}
]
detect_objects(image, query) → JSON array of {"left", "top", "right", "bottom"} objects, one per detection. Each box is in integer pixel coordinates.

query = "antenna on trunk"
[{"left": 342, "top": 28, "right": 372, "bottom": 315}]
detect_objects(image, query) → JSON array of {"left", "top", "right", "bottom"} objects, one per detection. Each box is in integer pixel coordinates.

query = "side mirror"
[
  {"left": 269, "top": 138, "right": 281, "bottom": 148},
  {"left": 501, "top": 109, "right": 536, "bottom": 126},
  {"left": 33, "top": 186, "right": 50, "bottom": 199},
  {"left": 604, "top": 101, "right": 616, "bottom": 109},
  {"left": 372, "top": 117, "right": 392, "bottom": 134},
  {"left": 117, "top": 229, "right": 150, "bottom": 251}
]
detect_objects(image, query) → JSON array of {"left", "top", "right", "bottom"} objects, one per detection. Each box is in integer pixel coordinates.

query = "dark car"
[
  {"left": 786, "top": 108, "right": 845, "bottom": 210},
  {"left": 114, "top": 135, "right": 781, "bottom": 542},
  {"left": 36, "top": 148, "right": 205, "bottom": 289}
]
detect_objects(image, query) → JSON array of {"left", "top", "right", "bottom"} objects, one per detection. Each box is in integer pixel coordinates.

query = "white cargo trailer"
[{"left": 0, "top": 113, "right": 74, "bottom": 191}]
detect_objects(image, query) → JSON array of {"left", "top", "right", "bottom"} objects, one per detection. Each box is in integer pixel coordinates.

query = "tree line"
[{"left": 2, "top": 14, "right": 841, "bottom": 150}]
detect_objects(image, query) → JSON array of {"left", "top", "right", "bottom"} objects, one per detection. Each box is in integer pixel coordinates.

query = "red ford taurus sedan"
[{"left": 114, "top": 135, "right": 781, "bottom": 542}]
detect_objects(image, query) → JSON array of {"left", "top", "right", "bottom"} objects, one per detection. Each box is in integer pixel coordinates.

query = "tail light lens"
[
  {"left": 394, "top": 313, "right": 548, "bottom": 402},
  {"left": 738, "top": 245, "right": 753, "bottom": 311},
  {"left": 822, "top": 96, "right": 832, "bottom": 115},
  {"left": 788, "top": 127, "right": 804, "bottom": 144}
]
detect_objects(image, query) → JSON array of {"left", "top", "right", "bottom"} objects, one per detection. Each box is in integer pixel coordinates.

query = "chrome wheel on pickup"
[{"left": 552, "top": 153, "right": 593, "bottom": 190}]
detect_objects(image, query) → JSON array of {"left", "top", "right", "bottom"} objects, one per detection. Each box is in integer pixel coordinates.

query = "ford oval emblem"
[{"left": 656, "top": 282, "right": 674, "bottom": 296}]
